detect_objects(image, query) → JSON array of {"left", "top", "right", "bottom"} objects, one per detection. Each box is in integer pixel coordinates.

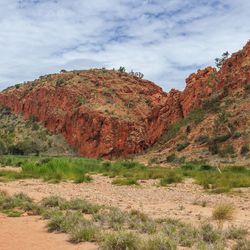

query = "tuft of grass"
[
  {"left": 160, "top": 171, "right": 183, "bottom": 186},
  {"left": 200, "top": 223, "right": 221, "bottom": 243},
  {"left": 212, "top": 204, "right": 235, "bottom": 224},
  {"left": 142, "top": 234, "right": 177, "bottom": 250},
  {"left": 41, "top": 196, "right": 67, "bottom": 208},
  {"left": 69, "top": 222, "right": 99, "bottom": 243},
  {"left": 100, "top": 231, "right": 140, "bottom": 250},
  {"left": 65, "top": 198, "right": 101, "bottom": 214},
  {"left": 112, "top": 178, "right": 138, "bottom": 186},
  {"left": 233, "top": 239, "right": 250, "bottom": 250},
  {"left": 226, "top": 226, "right": 248, "bottom": 240}
]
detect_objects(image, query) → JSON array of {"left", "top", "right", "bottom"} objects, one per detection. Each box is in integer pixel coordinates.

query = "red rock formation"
[
  {"left": 0, "top": 70, "right": 175, "bottom": 158},
  {"left": 180, "top": 67, "right": 217, "bottom": 116},
  {"left": 1, "top": 40, "right": 250, "bottom": 158}
]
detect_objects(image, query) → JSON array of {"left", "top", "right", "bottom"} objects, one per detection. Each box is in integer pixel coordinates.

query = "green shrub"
[
  {"left": 219, "top": 145, "right": 235, "bottom": 157},
  {"left": 160, "top": 171, "right": 183, "bottom": 186},
  {"left": 176, "top": 142, "right": 190, "bottom": 151},
  {"left": 195, "top": 135, "right": 209, "bottom": 145},
  {"left": 56, "top": 78, "right": 66, "bottom": 86},
  {"left": 166, "top": 154, "right": 177, "bottom": 163},
  {"left": 240, "top": 144, "right": 249, "bottom": 156}
]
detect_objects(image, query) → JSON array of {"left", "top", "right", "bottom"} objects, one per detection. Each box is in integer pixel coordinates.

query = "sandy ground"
[
  {"left": 0, "top": 214, "right": 98, "bottom": 250},
  {"left": 0, "top": 175, "right": 250, "bottom": 249}
]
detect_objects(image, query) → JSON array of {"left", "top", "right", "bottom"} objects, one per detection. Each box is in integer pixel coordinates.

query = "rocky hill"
[
  {"left": 140, "top": 40, "right": 250, "bottom": 165},
  {"left": 0, "top": 69, "right": 175, "bottom": 158},
  {"left": 0, "top": 40, "right": 250, "bottom": 161}
]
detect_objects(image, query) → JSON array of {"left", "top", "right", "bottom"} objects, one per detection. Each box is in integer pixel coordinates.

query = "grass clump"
[
  {"left": 64, "top": 198, "right": 101, "bottom": 214},
  {"left": 200, "top": 223, "right": 221, "bottom": 243},
  {"left": 226, "top": 226, "right": 248, "bottom": 240},
  {"left": 142, "top": 234, "right": 177, "bottom": 250},
  {"left": 160, "top": 171, "right": 183, "bottom": 186},
  {"left": 100, "top": 231, "right": 140, "bottom": 250},
  {"left": 212, "top": 204, "right": 235, "bottom": 225},
  {"left": 233, "top": 239, "right": 250, "bottom": 250},
  {"left": 112, "top": 178, "right": 138, "bottom": 186}
]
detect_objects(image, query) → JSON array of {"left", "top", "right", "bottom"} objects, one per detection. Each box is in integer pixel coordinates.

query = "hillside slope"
[
  {"left": 0, "top": 107, "right": 73, "bottom": 156},
  {"left": 141, "top": 40, "right": 250, "bottom": 165},
  {"left": 0, "top": 41, "right": 250, "bottom": 160}
]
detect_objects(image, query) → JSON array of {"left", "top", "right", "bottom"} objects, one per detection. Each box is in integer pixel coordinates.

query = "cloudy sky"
[{"left": 0, "top": 0, "right": 249, "bottom": 91}]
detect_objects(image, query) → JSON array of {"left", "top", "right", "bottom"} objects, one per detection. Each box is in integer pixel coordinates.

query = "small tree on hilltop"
[
  {"left": 118, "top": 66, "right": 126, "bottom": 73},
  {"left": 215, "top": 51, "right": 230, "bottom": 69}
]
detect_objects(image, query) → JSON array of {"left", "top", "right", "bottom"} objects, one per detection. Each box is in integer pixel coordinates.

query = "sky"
[{"left": 0, "top": 0, "right": 249, "bottom": 91}]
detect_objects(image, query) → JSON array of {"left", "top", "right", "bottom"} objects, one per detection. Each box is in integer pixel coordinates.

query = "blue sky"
[{"left": 0, "top": 0, "right": 250, "bottom": 91}]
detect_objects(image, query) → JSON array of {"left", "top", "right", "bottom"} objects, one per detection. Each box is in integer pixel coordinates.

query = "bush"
[
  {"left": 240, "top": 144, "right": 249, "bottom": 156},
  {"left": 166, "top": 154, "right": 177, "bottom": 163},
  {"left": 195, "top": 135, "right": 209, "bottom": 145},
  {"left": 0, "top": 139, "right": 7, "bottom": 154},
  {"left": 176, "top": 142, "right": 190, "bottom": 152},
  {"left": 219, "top": 145, "right": 235, "bottom": 157},
  {"left": 56, "top": 78, "right": 66, "bottom": 86}
]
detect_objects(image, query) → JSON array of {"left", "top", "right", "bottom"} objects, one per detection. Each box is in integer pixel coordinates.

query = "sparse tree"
[{"left": 215, "top": 51, "right": 230, "bottom": 69}]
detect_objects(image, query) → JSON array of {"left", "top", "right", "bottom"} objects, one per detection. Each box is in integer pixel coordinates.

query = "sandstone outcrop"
[{"left": 1, "top": 40, "right": 250, "bottom": 158}]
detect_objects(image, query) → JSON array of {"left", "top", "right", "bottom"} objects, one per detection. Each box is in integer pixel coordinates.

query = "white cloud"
[{"left": 0, "top": 0, "right": 249, "bottom": 91}]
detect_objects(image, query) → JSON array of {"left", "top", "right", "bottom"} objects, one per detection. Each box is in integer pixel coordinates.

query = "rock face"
[
  {"left": 0, "top": 69, "right": 176, "bottom": 158},
  {"left": 0, "top": 40, "right": 250, "bottom": 158},
  {"left": 180, "top": 67, "right": 217, "bottom": 116}
]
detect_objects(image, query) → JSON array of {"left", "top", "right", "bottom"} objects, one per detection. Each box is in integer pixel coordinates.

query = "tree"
[
  {"left": 118, "top": 66, "right": 126, "bottom": 73},
  {"left": 215, "top": 51, "right": 229, "bottom": 69}
]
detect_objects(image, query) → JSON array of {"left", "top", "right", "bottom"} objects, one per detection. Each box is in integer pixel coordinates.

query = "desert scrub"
[
  {"left": 233, "top": 239, "right": 250, "bottom": 250},
  {"left": 160, "top": 171, "right": 183, "bottom": 186},
  {"left": 100, "top": 231, "right": 140, "bottom": 250},
  {"left": 112, "top": 177, "right": 139, "bottom": 186},
  {"left": 1, "top": 193, "right": 249, "bottom": 249},
  {"left": 142, "top": 234, "right": 177, "bottom": 250},
  {"left": 212, "top": 204, "right": 235, "bottom": 227},
  {"left": 200, "top": 223, "right": 221, "bottom": 243},
  {"left": 226, "top": 226, "right": 248, "bottom": 240},
  {"left": 69, "top": 222, "right": 99, "bottom": 243},
  {"left": 0, "top": 191, "right": 33, "bottom": 216}
]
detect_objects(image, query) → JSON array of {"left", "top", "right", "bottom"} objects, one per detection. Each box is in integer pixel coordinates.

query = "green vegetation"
[
  {"left": 1, "top": 192, "right": 248, "bottom": 249},
  {"left": 157, "top": 109, "right": 205, "bottom": 145},
  {"left": 215, "top": 51, "right": 230, "bottom": 69},
  {"left": 0, "top": 156, "right": 250, "bottom": 193},
  {"left": 0, "top": 107, "right": 72, "bottom": 156}
]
